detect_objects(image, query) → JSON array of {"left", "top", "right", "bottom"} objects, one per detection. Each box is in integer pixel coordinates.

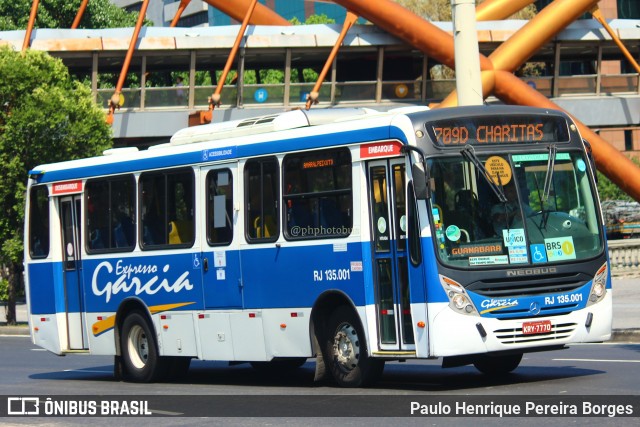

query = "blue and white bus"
[{"left": 24, "top": 105, "right": 611, "bottom": 387}]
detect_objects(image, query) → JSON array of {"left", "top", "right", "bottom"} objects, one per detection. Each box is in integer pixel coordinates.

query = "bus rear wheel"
[
  {"left": 120, "top": 310, "right": 166, "bottom": 382},
  {"left": 325, "top": 307, "right": 384, "bottom": 387},
  {"left": 473, "top": 353, "right": 523, "bottom": 375}
]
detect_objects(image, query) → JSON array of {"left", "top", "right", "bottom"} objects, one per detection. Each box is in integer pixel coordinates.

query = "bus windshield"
[{"left": 428, "top": 150, "right": 603, "bottom": 268}]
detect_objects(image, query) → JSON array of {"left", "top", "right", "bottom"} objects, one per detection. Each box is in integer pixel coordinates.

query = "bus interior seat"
[
  {"left": 319, "top": 198, "right": 342, "bottom": 228},
  {"left": 114, "top": 216, "right": 134, "bottom": 247},
  {"left": 90, "top": 229, "right": 104, "bottom": 249},
  {"left": 169, "top": 220, "right": 193, "bottom": 244},
  {"left": 254, "top": 216, "right": 276, "bottom": 238},
  {"left": 288, "top": 200, "right": 313, "bottom": 228}
]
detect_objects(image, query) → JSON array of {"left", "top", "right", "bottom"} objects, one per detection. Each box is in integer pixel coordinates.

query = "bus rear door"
[
  {"left": 58, "top": 195, "right": 88, "bottom": 350},
  {"left": 367, "top": 159, "right": 415, "bottom": 352}
]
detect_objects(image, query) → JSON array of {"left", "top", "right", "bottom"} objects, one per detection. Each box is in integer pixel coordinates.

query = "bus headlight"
[
  {"left": 440, "top": 275, "right": 478, "bottom": 316},
  {"left": 587, "top": 263, "right": 608, "bottom": 305}
]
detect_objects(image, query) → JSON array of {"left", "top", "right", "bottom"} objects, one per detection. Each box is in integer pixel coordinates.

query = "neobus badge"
[
  {"left": 52, "top": 180, "right": 83, "bottom": 195},
  {"left": 360, "top": 141, "right": 402, "bottom": 158}
]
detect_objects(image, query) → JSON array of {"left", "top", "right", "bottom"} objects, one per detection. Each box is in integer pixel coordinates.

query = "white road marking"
[
  {"left": 553, "top": 358, "right": 640, "bottom": 363},
  {"left": 148, "top": 409, "right": 183, "bottom": 416},
  {"left": 63, "top": 369, "right": 111, "bottom": 373}
]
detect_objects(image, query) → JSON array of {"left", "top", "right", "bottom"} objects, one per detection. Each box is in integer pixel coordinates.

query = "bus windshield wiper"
[
  {"left": 542, "top": 144, "right": 557, "bottom": 203},
  {"left": 460, "top": 145, "right": 507, "bottom": 202}
]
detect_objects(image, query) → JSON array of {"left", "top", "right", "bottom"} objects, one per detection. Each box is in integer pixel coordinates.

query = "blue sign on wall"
[{"left": 254, "top": 88, "right": 268, "bottom": 103}]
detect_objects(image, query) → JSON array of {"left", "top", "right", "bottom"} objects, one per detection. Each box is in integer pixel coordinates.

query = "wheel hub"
[
  {"left": 128, "top": 324, "right": 149, "bottom": 369},
  {"left": 332, "top": 323, "right": 360, "bottom": 371}
]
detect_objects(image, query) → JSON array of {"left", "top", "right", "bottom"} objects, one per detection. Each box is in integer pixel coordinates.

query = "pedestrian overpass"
[{"left": 2, "top": 20, "right": 640, "bottom": 147}]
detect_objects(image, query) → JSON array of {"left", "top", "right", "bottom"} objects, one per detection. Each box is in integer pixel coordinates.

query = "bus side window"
[
  {"left": 245, "top": 157, "right": 279, "bottom": 243},
  {"left": 86, "top": 176, "right": 136, "bottom": 253},
  {"left": 29, "top": 185, "right": 50, "bottom": 258},
  {"left": 140, "top": 169, "right": 194, "bottom": 249},
  {"left": 207, "top": 169, "right": 234, "bottom": 246},
  {"left": 86, "top": 180, "right": 109, "bottom": 251},
  {"left": 282, "top": 147, "right": 352, "bottom": 239}
]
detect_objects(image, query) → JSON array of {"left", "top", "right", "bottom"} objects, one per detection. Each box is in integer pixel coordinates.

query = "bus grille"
[
  {"left": 493, "top": 322, "right": 577, "bottom": 344},
  {"left": 467, "top": 272, "right": 591, "bottom": 297}
]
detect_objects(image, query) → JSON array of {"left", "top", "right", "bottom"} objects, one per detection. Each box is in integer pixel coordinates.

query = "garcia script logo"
[
  {"left": 480, "top": 298, "right": 519, "bottom": 314},
  {"left": 92, "top": 260, "right": 193, "bottom": 303}
]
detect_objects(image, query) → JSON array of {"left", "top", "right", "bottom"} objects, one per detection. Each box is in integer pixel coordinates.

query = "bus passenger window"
[
  {"left": 245, "top": 157, "right": 279, "bottom": 243},
  {"left": 86, "top": 176, "right": 135, "bottom": 253},
  {"left": 140, "top": 169, "right": 194, "bottom": 249},
  {"left": 207, "top": 169, "right": 233, "bottom": 245},
  {"left": 282, "top": 148, "right": 352, "bottom": 240},
  {"left": 29, "top": 185, "right": 50, "bottom": 258}
]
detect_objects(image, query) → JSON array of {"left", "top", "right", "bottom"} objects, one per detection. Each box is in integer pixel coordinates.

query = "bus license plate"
[{"left": 522, "top": 320, "right": 552, "bottom": 335}]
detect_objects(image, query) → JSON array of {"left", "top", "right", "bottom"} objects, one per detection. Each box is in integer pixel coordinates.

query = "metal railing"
[
  {"left": 608, "top": 238, "right": 640, "bottom": 277},
  {"left": 94, "top": 73, "right": 640, "bottom": 112}
]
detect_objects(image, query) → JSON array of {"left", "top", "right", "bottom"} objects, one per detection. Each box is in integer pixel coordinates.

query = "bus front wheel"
[
  {"left": 120, "top": 310, "right": 166, "bottom": 382},
  {"left": 473, "top": 353, "right": 523, "bottom": 375},
  {"left": 325, "top": 306, "right": 384, "bottom": 387}
]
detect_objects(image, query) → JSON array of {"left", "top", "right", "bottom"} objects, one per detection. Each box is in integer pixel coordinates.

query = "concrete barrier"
[{"left": 608, "top": 238, "right": 640, "bottom": 277}]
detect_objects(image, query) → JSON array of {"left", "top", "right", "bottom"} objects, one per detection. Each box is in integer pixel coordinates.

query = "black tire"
[
  {"left": 250, "top": 358, "right": 307, "bottom": 374},
  {"left": 324, "top": 306, "right": 384, "bottom": 387},
  {"left": 120, "top": 310, "right": 167, "bottom": 382},
  {"left": 473, "top": 353, "right": 523, "bottom": 376}
]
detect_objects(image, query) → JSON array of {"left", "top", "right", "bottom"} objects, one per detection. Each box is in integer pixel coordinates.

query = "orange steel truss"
[
  {"left": 106, "top": 0, "right": 150, "bottom": 125},
  {"left": 199, "top": 0, "right": 260, "bottom": 124},
  {"left": 203, "top": 0, "right": 291, "bottom": 26},
  {"left": 332, "top": 0, "right": 640, "bottom": 202},
  {"left": 305, "top": 11, "right": 358, "bottom": 110}
]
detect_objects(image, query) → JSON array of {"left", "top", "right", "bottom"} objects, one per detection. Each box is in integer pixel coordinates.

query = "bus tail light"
[{"left": 439, "top": 275, "right": 478, "bottom": 316}]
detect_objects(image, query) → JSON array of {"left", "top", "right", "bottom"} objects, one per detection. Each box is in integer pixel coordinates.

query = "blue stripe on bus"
[
  {"left": 27, "top": 263, "right": 57, "bottom": 315},
  {"left": 32, "top": 126, "right": 403, "bottom": 183},
  {"left": 467, "top": 281, "right": 593, "bottom": 319},
  {"left": 27, "top": 238, "right": 445, "bottom": 316},
  {"left": 28, "top": 243, "right": 371, "bottom": 315}
]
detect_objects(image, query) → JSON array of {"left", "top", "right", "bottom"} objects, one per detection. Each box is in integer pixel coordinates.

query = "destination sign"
[
  {"left": 302, "top": 158, "right": 335, "bottom": 169},
  {"left": 425, "top": 115, "right": 570, "bottom": 147}
]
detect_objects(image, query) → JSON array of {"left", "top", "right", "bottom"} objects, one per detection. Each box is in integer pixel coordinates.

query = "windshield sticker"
[
  {"left": 576, "top": 159, "right": 587, "bottom": 172},
  {"left": 512, "top": 153, "right": 571, "bottom": 162},
  {"left": 445, "top": 225, "right": 461, "bottom": 241},
  {"left": 469, "top": 255, "right": 509, "bottom": 266},
  {"left": 502, "top": 228, "right": 526, "bottom": 247},
  {"left": 544, "top": 236, "right": 576, "bottom": 261},
  {"left": 508, "top": 246, "right": 528, "bottom": 264},
  {"left": 484, "top": 156, "right": 512, "bottom": 185},
  {"left": 377, "top": 217, "right": 387, "bottom": 234},
  {"left": 530, "top": 244, "right": 548, "bottom": 263}
]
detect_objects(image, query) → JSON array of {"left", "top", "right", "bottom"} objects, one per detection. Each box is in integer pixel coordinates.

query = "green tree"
[
  {"left": 393, "top": 0, "right": 538, "bottom": 79},
  {"left": 597, "top": 156, "right": 640, "bottom": 201},
  {"left": 394, "top": 0, "right": 536, "bottom": 21},
  {"left": 0, "top": 0, "right": 142, "bottom": 31},
  {"left": 0, "top": 47, "right": 112, "bottom": 324}
]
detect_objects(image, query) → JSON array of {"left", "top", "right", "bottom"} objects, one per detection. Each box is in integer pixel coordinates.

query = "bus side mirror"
[{"left": 412, "top": 163, "right": 429, "bottom": 200}]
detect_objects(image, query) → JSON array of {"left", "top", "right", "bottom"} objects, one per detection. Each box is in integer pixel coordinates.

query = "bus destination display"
[{"left": 426, "top": 115, "right": 570, "bottom": 147}]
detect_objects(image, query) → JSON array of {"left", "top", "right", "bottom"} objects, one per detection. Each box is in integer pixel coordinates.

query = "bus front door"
[
  {"left": 368, "top": 159, "right": 415, "bottom": 351},
  {"left": 59, "top": 196, "right": 88, "bottom": 350}
]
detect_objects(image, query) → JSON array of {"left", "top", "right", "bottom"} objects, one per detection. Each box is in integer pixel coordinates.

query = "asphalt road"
[{"left": 0, "top": 336, "right": 639, "bottom": 426}]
